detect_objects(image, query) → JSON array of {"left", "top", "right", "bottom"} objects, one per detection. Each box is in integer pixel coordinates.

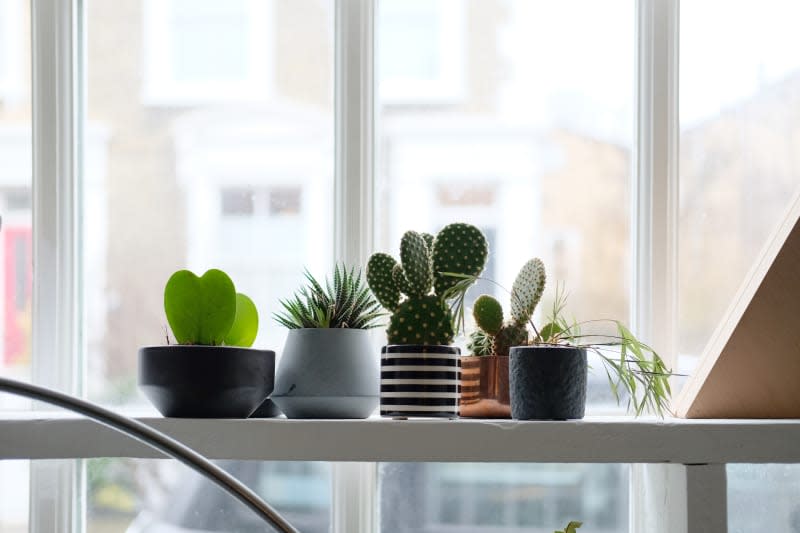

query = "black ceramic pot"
[
  {"left": 138, "top": 346, "right": 275, "bottom": 418},
  {"left": 509, "top": 345, "right": 587, "bottom": 420},
  {"left": 380, "top": 344, "right": 461, "bottom": 418}
]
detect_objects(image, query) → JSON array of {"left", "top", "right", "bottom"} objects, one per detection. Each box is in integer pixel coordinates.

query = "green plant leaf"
[
  {"left": 223, "top": 293, "right": 259, "bottom": 347},
  {"left": 164, "top": 269, "right": 237, "bottom": 345}
]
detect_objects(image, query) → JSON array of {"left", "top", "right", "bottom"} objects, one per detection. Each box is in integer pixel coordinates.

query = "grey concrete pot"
[{"left": 272, "top": 328, "right": 378, "bottom": 419}]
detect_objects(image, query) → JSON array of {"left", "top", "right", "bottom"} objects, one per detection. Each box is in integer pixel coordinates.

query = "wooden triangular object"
[{"left": 676, "top": 191, "right": 800, "bottom": 418}]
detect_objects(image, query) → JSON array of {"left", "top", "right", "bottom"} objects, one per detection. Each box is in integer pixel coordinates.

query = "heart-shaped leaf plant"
[{"left": 164, "top": 268, "right": 258, "bottom": 347}]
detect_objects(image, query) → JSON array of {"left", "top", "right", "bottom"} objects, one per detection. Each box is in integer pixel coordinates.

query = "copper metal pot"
[{"left": 459, "top": 355, "right": 511, "bottom": 418}]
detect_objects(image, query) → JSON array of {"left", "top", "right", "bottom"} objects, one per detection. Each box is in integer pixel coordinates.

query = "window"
[
  {"left": 142, "top": 0, "right": 273, "bottom": 104},
  {"left": 378, "top": 0, "right": 465, "bottom": 103},
  {"left": 0, "top": 0, "right": 24, "bottom": 104},
  {"left": 3, "top": 0, "right": 800, "bottom": 532}
]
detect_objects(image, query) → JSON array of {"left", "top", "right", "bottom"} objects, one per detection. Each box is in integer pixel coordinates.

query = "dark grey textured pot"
[
  {"left": 509, "top": 345, "right": 587, "bottom": 420},
  {"left": 272, "top": 328, "right": 378, "bottom": 419},
  {"left": 138, "top": 346, "right": 275, "bottom": 418}
]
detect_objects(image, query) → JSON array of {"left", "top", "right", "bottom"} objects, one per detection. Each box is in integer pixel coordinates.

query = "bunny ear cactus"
[
  {"left": 470, "top": 258, "right": 546, "bottom": 356},
  {"left": 367, "top": 223, "right": 488, "bottom": 345}
]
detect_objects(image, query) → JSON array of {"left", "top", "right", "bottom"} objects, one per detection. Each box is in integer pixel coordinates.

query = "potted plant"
[
  {"left": 460, "top": 264, "right": 673, "bottom": 420},
  {"left": 461, "top": 258, "right": 546, "bottom": 418},
  {"left": 138, "top": 268, "right": 274, "bottom": 418},
  {"left": 367, "top": 222, "right": 488, "bottom": 418},
  {"left": 508, "top": 280, "right": 672, "bottom": 419},
  {"left": 271, "top": 264, "right": 384, "bottom": 419}
]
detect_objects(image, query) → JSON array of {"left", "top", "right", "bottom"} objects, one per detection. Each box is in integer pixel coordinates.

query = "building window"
[
  {"left": 142, "top": 0, "right": 272, "bottom": 105},
  {"left": 378, "top": 0, "right": 465, "bottom": 104}
]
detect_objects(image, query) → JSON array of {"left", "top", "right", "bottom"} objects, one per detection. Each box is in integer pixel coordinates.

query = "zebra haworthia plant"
[
  {"left": 366, "top": 222, "right": 489, "bottom": 345},
  {"left": 470, "top": 258, "right": 546, "bottom": 356},
  {"left": 273, "top": 264, "right": 383, "bottom": 329}
]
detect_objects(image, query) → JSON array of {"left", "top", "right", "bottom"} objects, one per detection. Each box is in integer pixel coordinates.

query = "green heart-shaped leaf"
[
  {"left": 224, "top": 293, "right": 259, "bottom": 347},
  {"left": 164, "top": 269, "right": 237, "bottom": 345}
]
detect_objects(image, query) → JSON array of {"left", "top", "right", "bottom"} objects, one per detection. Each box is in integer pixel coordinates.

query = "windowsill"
[{"left": 1, "top": 412, "right": 799, "bottom": 463}]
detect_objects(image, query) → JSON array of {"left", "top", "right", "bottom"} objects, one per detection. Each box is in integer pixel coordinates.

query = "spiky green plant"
[
  {"left": 534, "top": 283, "right": 673, "bottom": 417},
  {"left": 471, "top": 258, "right": 546, "bottom": 356},
  {"left": 554, "top": 521, "right": 582, "bottom": 533},
  {"left": 274, "top": 264, "right": 384, "bottom": 329},
  {"left": 366, "top": 223, "right": 488, "bottom": 345}
]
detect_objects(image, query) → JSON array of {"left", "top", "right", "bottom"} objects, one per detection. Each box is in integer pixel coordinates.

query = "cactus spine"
[
  {"left": 470, "top": 258, "right": 546, "bottom": 356},
  {"left": 367, "top": 223, "right": 488, "bottom": 345}
]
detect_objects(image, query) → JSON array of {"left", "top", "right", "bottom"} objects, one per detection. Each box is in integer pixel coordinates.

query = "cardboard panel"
[{"left": 676, "top": 193, "right": 800, "bottom": 418}]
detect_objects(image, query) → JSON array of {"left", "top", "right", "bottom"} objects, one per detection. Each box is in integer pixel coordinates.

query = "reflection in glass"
[
  {"left": 380, "top": 463, "right": 628, "bottom": 533},
  {"left": 89, "top": 459, "right": 331, "bottom": 533},
  {"left": 728, "top": 464, "right": 800, "bottom": 533}
]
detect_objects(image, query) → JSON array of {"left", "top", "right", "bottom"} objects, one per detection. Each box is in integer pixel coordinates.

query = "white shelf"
[{"left": 2, "top": 412, "right": 800, "bottom": 464}]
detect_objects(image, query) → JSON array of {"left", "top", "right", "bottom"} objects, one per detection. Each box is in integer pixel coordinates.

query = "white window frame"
[
  {"left": 24, "top": 0, "right": 734, "bottom": 532},
  {"left": 141, "top": 0, "right": 273, "bottom": 106}
]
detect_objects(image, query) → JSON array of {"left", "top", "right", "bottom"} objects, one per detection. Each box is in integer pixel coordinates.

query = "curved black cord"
[{"left": 0, "top": 376, "right": 298, "bottom": 533}]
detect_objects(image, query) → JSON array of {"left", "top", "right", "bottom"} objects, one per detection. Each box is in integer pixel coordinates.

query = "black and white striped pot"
[{"left": 380, "top": 345, "right": 461, "bottom": 418}]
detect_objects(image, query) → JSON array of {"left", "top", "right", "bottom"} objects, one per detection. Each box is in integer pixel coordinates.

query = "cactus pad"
[
  {"left": 421, "top": 232, "right": 435, "bottom": 252},
  {"left": 387, "top": 295, "right": 454, "bottom": 345},
  {"left": 473, "top": 294, "right": 503, "bottom": 335},
  {"left": 432, "top": 222, "right": 489, "bottom": 296},
  {"left": 399, "top": 231, "right": 432, "bottom": 296},
  {"left": 492, "top": 324, "right": 528, "bottom": 357},
  {"left": 367, "top": 253, "right": 400, "bottom": 311},
  {"left": 391, "top": 264, "right": 413, "bottom": 296},
  {"left": 510, "top": 258, "right": 546, "bottom": 326}
]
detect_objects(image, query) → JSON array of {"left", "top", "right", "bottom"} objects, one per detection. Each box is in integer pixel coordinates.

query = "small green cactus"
[
  {"left": 473, "top": 294, "right": 503, "bottom": 335},
  {"left": 469, "top": 258, "right": 546, "bottom": 356},
  {"left": 367, "top": 223, "right": 488, "bottom": 346}
]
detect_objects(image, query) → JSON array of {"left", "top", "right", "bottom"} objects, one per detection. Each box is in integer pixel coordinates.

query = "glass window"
[
  {"left": 142, "top": 0, "right": 274, "bottom": 103},
  {"left": 377, "top": 0, "right": 635, "bottom": 412},
  {"left": 84, "top": 459, "right": 331, "bottom": 532},
  {"left": 728, "top": 464, "right": 800, "bottom": 533},
  {"left": 0, "top": 0, "right": 32, "bottom": 406},
  {"left": 380, "top": 463, "right": 628, "bottom": 532},
  {"left": 379, "top": 0, "right": 465, "bottom": 103},
  {"left": 85, "top": 0, "right": 334, "bottom": 405},
  {"left": 678, "top": 0, "right": 800, "bottom": 377},
  {"left": 0, "top": 460, "right": 29, "bottom": 532}
]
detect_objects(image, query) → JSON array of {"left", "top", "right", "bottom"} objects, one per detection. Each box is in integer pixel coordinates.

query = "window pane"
[
  {"left": 376, "top": 0, "right": 635, "bottom": 412},
  {"left": 728, "top": 464, "right": 800, "bottom": 532},
  {"left": 380, "top": 463, "right": 628, "bottom": 532},
  {"left": 0, "top": 460, "right": 29, "bottom": 532},
  {"left": 84, "top": 459, "right": 331, "bottom": 532},
  {"left": 678, "top": 1, "right": 800, "bottom": 377},
  {"left": 85, "top": 0, "right": 334, "bottom": 405},
  {"left": 0, "top": 0, "right": 32, "bottom": 409}
]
